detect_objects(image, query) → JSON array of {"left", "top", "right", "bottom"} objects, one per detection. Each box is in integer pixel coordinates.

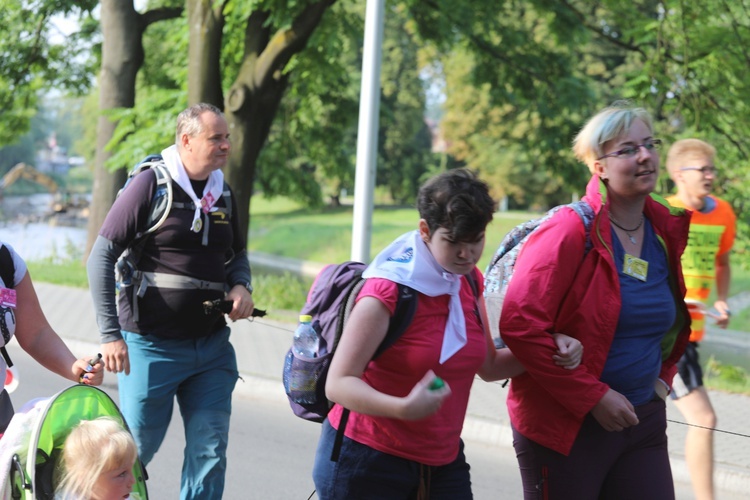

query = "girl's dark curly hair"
[{"left": 417, "top": 168, "right": 496, "bottom": 242}]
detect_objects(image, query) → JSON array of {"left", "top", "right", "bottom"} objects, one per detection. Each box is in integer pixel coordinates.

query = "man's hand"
[
  {"left": 226, "top": 284, "right": 255, "bottom": 322},
  {"left": 101, "top": 339, "right": 130, "bottom": 375}
]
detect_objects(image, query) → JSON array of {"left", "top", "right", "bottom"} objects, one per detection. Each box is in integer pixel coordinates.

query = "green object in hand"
[{"left": 429, "top": 377, "right": 445, "bottom": 391}]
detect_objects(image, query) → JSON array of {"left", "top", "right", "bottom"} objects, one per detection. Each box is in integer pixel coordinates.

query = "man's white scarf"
[
  {"left": 363, "top": 230, "right": 467, "bottom": 364},
  {"left": 161, "top": 145, "right": 224, "bottom": 232}
]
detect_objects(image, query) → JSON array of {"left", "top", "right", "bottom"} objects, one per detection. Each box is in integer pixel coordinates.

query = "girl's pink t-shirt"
[{"left": 327, "top": 272, "right": 487, "bottom": 466}]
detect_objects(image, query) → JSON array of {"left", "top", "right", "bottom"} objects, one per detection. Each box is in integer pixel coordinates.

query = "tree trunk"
[
  {"left": 84, "top": 1, "right": 142, "bottom": 259},
  {"left": 85, "top": 3, "right": 183, "bottom": 259},
  {"left": 224, "top": 74, "right": 287, "bottom": 233},
  {"left": 187, "top": 0, "right": 224, "bottom": 106},
  {"left": 186, "top": 0, "right": 336, "bottom": 234}
]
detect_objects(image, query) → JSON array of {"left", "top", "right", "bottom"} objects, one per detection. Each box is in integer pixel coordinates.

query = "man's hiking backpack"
[
  {"left": 115, "top": 154, "right": 232, "bottom": 280},
  {"left": 483, "top": 200, "right": 595, "bottom": 348},
  {"left": 114, "top": 155, "right": 232, "bottom": 318},
  {"left": 282, "top": 261, "right": 418, "bottom": 424}
]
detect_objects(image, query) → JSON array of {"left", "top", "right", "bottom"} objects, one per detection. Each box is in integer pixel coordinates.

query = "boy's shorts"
[{"left": 670, "top": 342, "right": 703, "bottom": 400}]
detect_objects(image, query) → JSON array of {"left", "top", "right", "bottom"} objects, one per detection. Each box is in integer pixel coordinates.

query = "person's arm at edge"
[
  {"left": 13, "top": 271, "right": 103, "bottom": 385},
  {"left": 713, "top": 251, "right": 731, "bottom": 328},
  {"left": 477, "top": 296, "right": 524, "bottom": 381},
  {"left": 477, "top": 297, "right": 584, "bottom": 381}
]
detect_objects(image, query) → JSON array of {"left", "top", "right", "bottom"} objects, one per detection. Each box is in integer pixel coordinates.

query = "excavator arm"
[{"left": 0, "top": 163, "right": 59, "bottom": 194}]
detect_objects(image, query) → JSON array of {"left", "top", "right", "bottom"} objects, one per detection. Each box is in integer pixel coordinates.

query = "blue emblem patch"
[{"left": 387, "top": 247, "right": 413, "bottom": 263}]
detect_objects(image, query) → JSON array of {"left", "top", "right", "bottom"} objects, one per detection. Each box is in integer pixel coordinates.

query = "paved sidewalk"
[{"left": 34, "top": 282, "right": 750, "bottom": 495}]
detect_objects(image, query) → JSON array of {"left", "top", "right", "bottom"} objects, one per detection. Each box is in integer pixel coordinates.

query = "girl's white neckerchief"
[
  {"left": 363, "top": 230, "right": 467, "bottom": 363},
  {"left": 160, "top": 145, "right": 224, "bottom": 233}
]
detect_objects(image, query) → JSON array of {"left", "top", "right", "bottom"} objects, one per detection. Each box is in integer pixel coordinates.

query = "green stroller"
[{"left": 0, "top": 385, "right": 148, "bottom": 499}]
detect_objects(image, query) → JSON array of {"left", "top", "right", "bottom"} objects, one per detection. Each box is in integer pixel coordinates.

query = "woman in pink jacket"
[{"left": 500, "top": 102, "right": 692, "bottom": 499}]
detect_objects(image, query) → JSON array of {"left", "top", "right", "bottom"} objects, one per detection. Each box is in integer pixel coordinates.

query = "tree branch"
[
  {"left": 417, "top": 0, "right": 553, "bottom": 86},
  {"left": 140, "top": 6, "right": 184, "bottom": 29},
  {"left": 554, "top": 0, "right": 647, "bottom": 57},
  {"left": 253, "top": 0, "right": 337, "bottom": 89}
]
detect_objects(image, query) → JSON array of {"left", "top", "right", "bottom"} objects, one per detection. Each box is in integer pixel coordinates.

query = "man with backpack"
[{"left": 87, "top": 103, "right": 254, "bottom": 499}]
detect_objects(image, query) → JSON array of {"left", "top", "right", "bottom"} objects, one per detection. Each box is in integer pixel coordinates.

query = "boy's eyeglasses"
[
  {"left": 679, "top": 165, "right": 717, "bottom": 175},
  {"left": 597, "top": 139, "right": 662, "bottom": 160}
]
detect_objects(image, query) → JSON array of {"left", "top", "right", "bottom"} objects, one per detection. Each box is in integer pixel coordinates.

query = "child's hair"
[
  {"left": 666, "top": 138, "right": 716, "bottom": 178},
  {"left": 417, "top": 168, "right": 496, "bottom": 242},
  {"left": 55, "top": 417, "right": 138, "bottom": 499}
]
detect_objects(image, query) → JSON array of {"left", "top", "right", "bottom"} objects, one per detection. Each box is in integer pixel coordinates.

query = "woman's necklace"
[{"left": 609, "top": 213, "right": 644, "bottom": 244}]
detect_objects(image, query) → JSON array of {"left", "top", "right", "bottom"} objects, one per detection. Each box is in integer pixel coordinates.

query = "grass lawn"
[{"left": 247, "top": 195, "right": 534, "bottom": 275}]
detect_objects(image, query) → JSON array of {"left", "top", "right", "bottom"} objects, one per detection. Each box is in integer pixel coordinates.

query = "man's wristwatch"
[{"left": 241, "top": 282, "right": 253, "bottom": 294}]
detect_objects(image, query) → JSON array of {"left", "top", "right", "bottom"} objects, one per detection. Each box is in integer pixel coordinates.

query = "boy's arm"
[{"left": 714, "top": 251, "right": 731, "bottom": 328}]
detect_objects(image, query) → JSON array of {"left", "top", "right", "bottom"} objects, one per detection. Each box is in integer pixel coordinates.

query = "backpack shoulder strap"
[
  {"left": 374, "top": 284, "right": 418, "bottom": 358},
  {"left": 0, "top": 245, "right": 13, "bottom": 288},
  {"left": 139, "top": 160, "right": 173, "bottom": 237},
  {"left": 221, "top": 182, "right": 232, "bottom": 219},
  {"left": 568, "top": 200, "right": 595, "bottom": 254},
  {"left": 0, "top": 245, "right": 15, "bottom": 368}
]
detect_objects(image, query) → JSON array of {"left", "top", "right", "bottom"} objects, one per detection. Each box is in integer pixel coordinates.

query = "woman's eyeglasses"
[{"left": 597, "top": 139, "right": 662, "bottom": 160}]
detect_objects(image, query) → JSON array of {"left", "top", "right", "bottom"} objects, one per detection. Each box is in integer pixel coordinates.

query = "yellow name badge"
[{"left": 623, "top": 254, "right": 648, "bottom": 282}]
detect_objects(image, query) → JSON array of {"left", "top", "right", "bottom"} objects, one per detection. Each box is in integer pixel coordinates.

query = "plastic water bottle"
[{"left": 293, "top": 315, "right": 319, "bottom": 358}]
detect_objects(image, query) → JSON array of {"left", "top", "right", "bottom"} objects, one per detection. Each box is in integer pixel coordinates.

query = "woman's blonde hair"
[
  {"left": 572, "top": 101, "right": 654, "bottom": 173},
  {"left": 55, "top": 417, "right": 138, "bottom": 500}
]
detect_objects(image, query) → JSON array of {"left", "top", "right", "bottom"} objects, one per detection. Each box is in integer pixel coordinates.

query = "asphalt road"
[
  {"left": 4, "top": 342, "right": 726, "bottom": 499},
  {"left": 3, "top": 342, "right": 526, "bottom": 499}
]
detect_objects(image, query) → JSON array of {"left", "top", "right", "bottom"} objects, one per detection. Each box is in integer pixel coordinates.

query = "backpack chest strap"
[
  {"left": 124, "top": 271, "right": 225, "bottom": 321},
  {"left": 135, "top": 272, "right": 225, "bottom": 294}
]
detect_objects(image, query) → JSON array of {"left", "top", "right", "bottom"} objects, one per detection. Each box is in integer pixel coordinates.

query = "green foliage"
[
  {"left": 251, "top": 271, "right": 313, "bottom": 319},
  {"left": 254, "top": 9, "right": 360, "bottom": 208},
  {"left": 25, "top": 236, "right": 88, "bottom": 288},
  {"left": 407, "top": 0, "right": 596, "bottom": 207},
  {"left": 375, "top": 4, "right": 435, "bottom": 205},
  {"left": 579, "top": 0, "right": 750, "bottom": 267},
  {"left": 704, "top": 355, "right": 750, "bottom": 395},
  {"left": 103, "top": 90, "right": 187, "bottom": 171},
  {"left": 0, "top": 1, "right": 98, "bottom": 145}
]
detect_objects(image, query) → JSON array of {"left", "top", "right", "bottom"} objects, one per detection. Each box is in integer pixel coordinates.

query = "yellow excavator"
[{"left": 0, "top": 162, "right": 71, "bottom": 213}]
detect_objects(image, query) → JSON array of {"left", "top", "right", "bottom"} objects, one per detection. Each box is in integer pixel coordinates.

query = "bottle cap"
[
  {"left": 299, "top": 314, "right": 313, "bottom": 323},
  {"left": 429, "top": 377, "right": 445, "bottom": 391}
]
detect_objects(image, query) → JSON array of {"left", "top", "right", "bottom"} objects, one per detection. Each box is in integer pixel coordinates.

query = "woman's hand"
[
  {"left": 399, "top": 370, "right": 451, "bottom": 421},
  {"left": 72, "top": 356, "right": 104, "bottom": 386},
  {"left": 551, "top": 333, "right": 583, "bottom": 369},
  {"left": 591, "top": 388, "right": 639, "bottom": 431}
]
